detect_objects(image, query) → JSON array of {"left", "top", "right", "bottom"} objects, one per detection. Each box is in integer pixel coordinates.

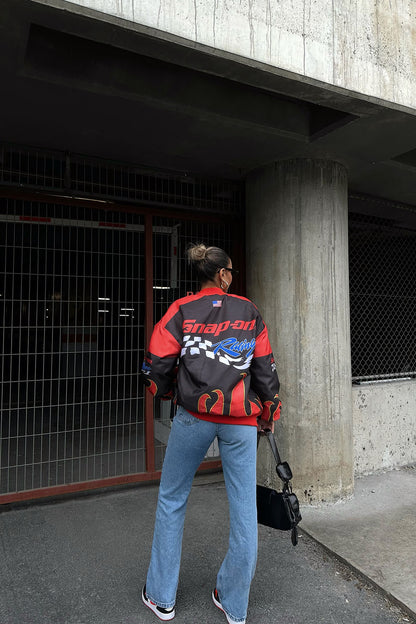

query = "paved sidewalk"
[
  {"left": 0, "top": 472, "right": 414, "bottom": 624},
  {"left": 301, "top": 466, "right": 416, "bottom": 620}
]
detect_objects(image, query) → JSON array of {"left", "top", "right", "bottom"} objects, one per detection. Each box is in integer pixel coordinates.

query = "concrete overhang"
[{"left": 1, "top": 0, "right": 416, "bottom": 208}]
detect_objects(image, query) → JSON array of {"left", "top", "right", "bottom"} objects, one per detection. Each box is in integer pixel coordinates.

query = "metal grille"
[
  {"left": 349, "top": 202, "right": 416, "bottom": 382},
  {"left": 152, "top": 217, "right": 234, "bottom": 469},
  {"left": 0, "top": 143, "right": 243, "bottom": 215},
  {"left": 0, "top": 143, "right": 241, "bottom": 498},
  {"left": 0, "top": 199, "right": 146, "bottom": 495},
  {"left": 0, "top": 197, "right": 237, "bottom": 498}
]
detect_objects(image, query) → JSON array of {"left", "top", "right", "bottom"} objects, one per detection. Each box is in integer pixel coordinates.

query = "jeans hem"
[
  {"left": 216, "top": 588, "right": 247, "bottom": 623},
  {"left": 224, "top": 607, "right": 247, "bottom": 623},
  {"left": 145, "top": 589, "right": 176, "bottom": 610}
]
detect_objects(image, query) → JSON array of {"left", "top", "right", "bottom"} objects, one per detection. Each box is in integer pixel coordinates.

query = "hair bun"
[
  {"left": 187, "top": 243, "right": 207, "bottom": 262},
  {"left": 187, "top": 243, "right": 230, "bottom": 284}
]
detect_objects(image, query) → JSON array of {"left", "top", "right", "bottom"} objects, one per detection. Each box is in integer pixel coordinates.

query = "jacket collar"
[{"left": 199, "top": 287, "right": 224, "bottom": 296}]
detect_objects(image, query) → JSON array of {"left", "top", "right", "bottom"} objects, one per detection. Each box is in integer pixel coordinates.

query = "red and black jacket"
[{"left": 142, "top": 287, "right": 281, "bottom": 427}]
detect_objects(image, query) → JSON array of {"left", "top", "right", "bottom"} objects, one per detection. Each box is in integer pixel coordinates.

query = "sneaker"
[
  {"left": 212, "top": 588, "right": 246, "bottom": 624},
  {"left": 141, "top": 585, "right": 175, "bottom": 621}
]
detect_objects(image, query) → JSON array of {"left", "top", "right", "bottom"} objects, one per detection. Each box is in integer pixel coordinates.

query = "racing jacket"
[{"left": 142, "top": 287, "right": 281, "bottom": 427}]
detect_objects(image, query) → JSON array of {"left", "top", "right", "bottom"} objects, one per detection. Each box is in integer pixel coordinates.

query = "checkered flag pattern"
[{"left": 181, "top": 336, "right": 252, "bottom": 369}]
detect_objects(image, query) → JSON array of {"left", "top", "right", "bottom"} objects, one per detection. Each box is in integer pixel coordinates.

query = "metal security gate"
[
  {"left": 0, "top": 200, "right": 146, "bottom": 500},
  {"left": 0, "top": 143, "right": 243, "bottom": 503},
  {"left": 0, "top": 193, "right": 239, "bottom": 503}
]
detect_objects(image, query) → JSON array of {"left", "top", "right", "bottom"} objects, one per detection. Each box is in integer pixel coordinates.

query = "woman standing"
[{"left": 141, "top": 244, "right": 281, "bottom": 624}]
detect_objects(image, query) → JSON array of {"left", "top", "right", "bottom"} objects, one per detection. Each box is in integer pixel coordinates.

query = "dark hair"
[{"left": 187, "top": 243, "right": 230, "bottom": 284}]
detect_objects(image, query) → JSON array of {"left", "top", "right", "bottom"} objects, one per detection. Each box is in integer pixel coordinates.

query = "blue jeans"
[{"left": 146, "top": 406, "right": 258, "bottom": 622}]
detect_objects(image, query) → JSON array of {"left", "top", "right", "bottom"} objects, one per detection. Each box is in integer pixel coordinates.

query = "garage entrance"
[{"left": 0, "top": 147, "right": 242, "bottom": 503}]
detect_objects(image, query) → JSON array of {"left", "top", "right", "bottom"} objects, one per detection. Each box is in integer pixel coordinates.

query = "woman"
[{"left": 141, "top": 243, "right": 281, "bottom": 623}]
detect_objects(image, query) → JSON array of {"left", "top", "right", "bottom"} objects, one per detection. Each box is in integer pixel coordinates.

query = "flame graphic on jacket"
[
  {"left": 261, "top": 395, "right": 281, "bottom": 422},
  {"left": 229, "top": 373, "right": 262, "bottom": 416},
  {"left": 198, "top": 389, "right": 225, "bottom": 415},
  {"left": 197, "top": 374, "right": 262, "bottom": 417}
]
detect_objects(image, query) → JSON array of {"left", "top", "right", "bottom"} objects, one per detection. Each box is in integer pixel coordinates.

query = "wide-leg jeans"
[{"left": 145, "top": 406, "right": 258, "bottom": 623}]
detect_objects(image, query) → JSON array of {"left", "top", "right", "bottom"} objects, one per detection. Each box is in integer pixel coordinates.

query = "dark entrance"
[{"left": 0, "top": 147, "right": 243, "bottom": 503}]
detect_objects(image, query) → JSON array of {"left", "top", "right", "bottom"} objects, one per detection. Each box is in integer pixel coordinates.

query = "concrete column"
[{"left": 247, "top": 159, "right": 353, "bottom": 503}]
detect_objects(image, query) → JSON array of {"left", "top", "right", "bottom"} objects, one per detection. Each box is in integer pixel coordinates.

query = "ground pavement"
[{"left": 0, "top": 470, "right": 415, "bottom": 624}]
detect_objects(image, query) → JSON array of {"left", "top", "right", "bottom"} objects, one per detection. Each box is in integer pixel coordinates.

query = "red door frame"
[{"left": 0, "top": 187, "right": 246, "bottom": 504}]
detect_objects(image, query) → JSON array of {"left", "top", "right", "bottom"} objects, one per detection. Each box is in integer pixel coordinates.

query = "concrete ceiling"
[{"left": 2, "top": 0, "right": 416, "bottom": 208}]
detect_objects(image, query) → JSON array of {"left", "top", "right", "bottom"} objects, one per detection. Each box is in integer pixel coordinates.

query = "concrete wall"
[
  {"left": 353, "top": 380, "right": 416, "bottom": 475},
  {"left": 46, "top": 0, "right": 416, "bottom": 112}
]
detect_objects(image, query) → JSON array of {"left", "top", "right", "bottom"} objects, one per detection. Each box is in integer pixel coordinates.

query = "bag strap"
[
  {"left": 257, "top": 430, "right": 282, "bottom": 464},
  {"left": 258, "top": 430, "right": 293, "bottom": 486},
  {"left": 264, "top": 429, "right": 283, "bottom": 465}
]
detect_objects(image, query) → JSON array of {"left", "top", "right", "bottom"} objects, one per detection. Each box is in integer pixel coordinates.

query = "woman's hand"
[{"left": 257, "top": 418, "right": 274, "bottom": 434}]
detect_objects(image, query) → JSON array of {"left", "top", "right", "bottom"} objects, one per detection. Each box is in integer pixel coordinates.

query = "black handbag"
[{"left": 257, "top": 430, "right": 302, "bottom": 546}]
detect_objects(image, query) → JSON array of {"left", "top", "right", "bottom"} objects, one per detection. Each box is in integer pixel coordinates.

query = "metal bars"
[
  {"left": 0, "top": 143, "right": 243, "bottom": 215},
  {"left": 349, "top": 203, "right": 416, "bottom": 382},
  {"left": 0, "top": 199, "right": 146, "bottom": 496},
  {"left": 0, "top": 143, "right": 240, "bottom": 502},
  {"left": 0, "top": 197, "right": 232, "bottom": 500}
]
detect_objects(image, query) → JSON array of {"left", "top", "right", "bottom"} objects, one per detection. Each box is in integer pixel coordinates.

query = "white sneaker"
[
  {"left": 212, "top": 588, "right": 246, "bottom": 624},
  {"left": 142, "top": 585, "right": 175, "bottom": 621}
]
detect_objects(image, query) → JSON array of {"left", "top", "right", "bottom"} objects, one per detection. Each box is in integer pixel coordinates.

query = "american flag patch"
[{"left": 212, "top": 300, "right": 222, "bottom": 307}]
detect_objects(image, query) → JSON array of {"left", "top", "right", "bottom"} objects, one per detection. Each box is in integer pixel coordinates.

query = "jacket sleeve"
[
  {"left": 250, "top": 315, "right": 281, "bottom": 422},
  {"left": 141, "top": 302, "right": 182, "bottom": 399}
]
